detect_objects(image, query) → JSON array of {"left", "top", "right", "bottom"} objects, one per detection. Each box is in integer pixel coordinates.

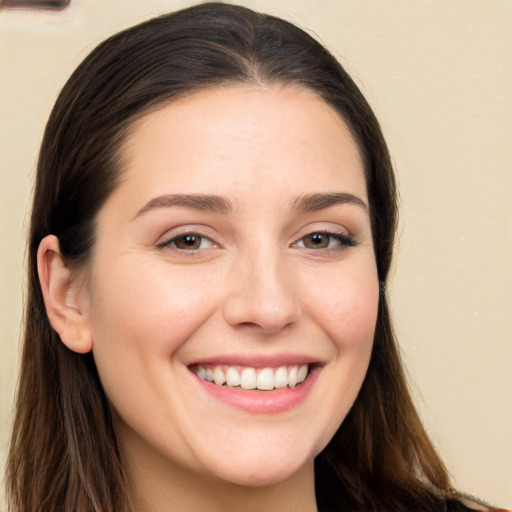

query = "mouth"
[
  {"left": 191, "top": 363, "right": 311, "bottom": 391},
  {"left": 188, "top": 357, "right": 322, "bottom": 413}
]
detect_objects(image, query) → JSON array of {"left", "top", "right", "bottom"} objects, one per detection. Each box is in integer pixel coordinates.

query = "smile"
[{"left": 193, "top": 364, "right": 310, "bottom": 391}]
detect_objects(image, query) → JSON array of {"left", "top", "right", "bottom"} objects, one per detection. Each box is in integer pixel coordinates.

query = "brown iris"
[
  {"left": 173, "top": 234, "right": 202, "bottom": 250},
  {"left": 302, "top": 233, "right": 331, "bottom": 249}
]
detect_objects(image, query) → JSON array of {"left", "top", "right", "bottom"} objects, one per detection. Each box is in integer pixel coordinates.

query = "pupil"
[
  {"left": 311, "top": 234, "right": 323, "bottom": 245},
  {"left": 183, "top": 235, "right": 197, "bottom": 246}
]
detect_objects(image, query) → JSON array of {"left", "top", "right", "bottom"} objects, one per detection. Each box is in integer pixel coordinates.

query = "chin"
[
  {"left": 205, "top": 445, "right": 315, "bottom": 488},
  {"left": 216, "top": 465, "right": 303, "bottom": 488}
]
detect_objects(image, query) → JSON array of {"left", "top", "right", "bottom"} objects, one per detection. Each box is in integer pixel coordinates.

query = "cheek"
[
  {"left": 305, "top": 266, "right": 379, "bottom": 451},
  {"left": 307, "top": 262, "right": 380, "bottom": 351},
  {"left": 90, "top": 258, "right": 219, "bottom": 345},
  {"left": 86, "top": 258, "right": 221, "bottom": 397}
]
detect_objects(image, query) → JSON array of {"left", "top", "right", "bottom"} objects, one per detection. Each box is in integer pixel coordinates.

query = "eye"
[
  {"left": 296, "top": 232, "right": 355, "bottom": 250},
  {"left": 158, "top": 233, "right": 216, "bottom": 251}
]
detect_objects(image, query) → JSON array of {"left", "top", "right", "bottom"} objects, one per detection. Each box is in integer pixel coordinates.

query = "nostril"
[{"left": 239, "top": 321, "right": 263, "bottom": 330}]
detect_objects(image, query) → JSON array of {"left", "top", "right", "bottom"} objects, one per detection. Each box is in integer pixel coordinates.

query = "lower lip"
[{"left": 192, "top": 367, "right": 320, "bottom": 414}]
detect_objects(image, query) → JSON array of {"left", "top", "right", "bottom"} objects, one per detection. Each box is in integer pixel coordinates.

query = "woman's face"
[{"left": 82, "top": 86, "right": 379, "bottom": 487}]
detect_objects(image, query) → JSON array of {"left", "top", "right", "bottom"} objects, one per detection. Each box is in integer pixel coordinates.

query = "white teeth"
[
  {"left": 213, "top": 367, "right": 225, "bottom": 386},
  {"left": 256, "top": 368, "right": 274, "bottom": 391},
  {"left": 288, "top": 366, "right": 298, "bottom": 388},
  {"left": 195, "top": 366, "right": 207, "bottom": 380},
  {"left": 274, "top": 366, "right": 288, "bottom": 389},
  {"left": 226, "top": 366, "right": 241, "bottom": 387},
  {"left": 194, "top": 363, "right": 311, "bottom": 391},
  {"left": 297, "top": 364, "right": 308, "bottom": 384},
  {"left": 240, "top": 368, "right": 257, "bottom": 390}
]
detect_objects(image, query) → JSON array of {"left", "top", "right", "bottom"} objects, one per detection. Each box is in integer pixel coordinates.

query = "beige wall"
[{"left": 1, "top": 0, "right": 510, "bottom": 508}]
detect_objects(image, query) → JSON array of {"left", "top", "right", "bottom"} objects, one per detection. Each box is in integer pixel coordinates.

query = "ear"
[{"left": 37, "top": 235, "right": 93, "bottom": 354}]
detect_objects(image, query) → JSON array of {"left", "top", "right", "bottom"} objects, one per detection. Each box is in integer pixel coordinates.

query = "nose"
[{"left": 222, "top": 248, "right": 301, "bottom": 334}]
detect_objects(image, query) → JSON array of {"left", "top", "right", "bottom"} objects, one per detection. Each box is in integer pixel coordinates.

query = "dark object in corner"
[{"left": 0, "top": 0, "right": 70, "bottom": 11}]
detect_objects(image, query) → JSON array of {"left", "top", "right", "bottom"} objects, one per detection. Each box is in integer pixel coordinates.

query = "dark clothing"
[{"left": 314, "top": 456, "right": 504, "bottom": 512}]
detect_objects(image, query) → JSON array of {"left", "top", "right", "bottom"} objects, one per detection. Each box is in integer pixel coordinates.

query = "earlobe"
[{"left": 37, "top": 234, "right": 93, "bottom": 354}]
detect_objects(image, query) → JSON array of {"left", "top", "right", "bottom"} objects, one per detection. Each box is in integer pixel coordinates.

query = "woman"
[{"left": 5, "top": 3, "right": 502, "bottom": 511}]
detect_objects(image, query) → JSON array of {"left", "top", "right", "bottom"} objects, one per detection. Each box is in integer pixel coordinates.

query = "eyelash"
[
  {"left": 156, "top": 230, "right": 356, "bottom": 254},
  {"left": 156, "top": 232, "right": 217, "bottom": 252},
  {"left": 293, "top": 231, "right": 356, "bottom": 251}
]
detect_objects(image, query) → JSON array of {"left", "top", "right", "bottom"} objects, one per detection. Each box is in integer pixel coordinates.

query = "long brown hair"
[{"left": 8, "top": 3, "right": 458, "bottom": 511}]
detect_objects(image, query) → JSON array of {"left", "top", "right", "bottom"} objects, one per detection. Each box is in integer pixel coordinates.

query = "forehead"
[{"left": 115, "top": 86, "right": 367, "bottom": 209}]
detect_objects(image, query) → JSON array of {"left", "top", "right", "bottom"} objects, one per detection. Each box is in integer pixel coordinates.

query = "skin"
[{"left": 39, "top": 86, "right": 380, "bottom": 512}]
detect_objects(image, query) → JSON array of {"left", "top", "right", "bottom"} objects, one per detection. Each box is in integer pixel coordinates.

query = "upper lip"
[{"left": 187, "top": 353, "right": 325, "bottom": 368}]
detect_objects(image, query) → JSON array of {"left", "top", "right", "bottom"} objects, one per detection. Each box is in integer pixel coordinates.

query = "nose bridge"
[{"left": 223, "top": 243, "right": 300, "bottom": 333}]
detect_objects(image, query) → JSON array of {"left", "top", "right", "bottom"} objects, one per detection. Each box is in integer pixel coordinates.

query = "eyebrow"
[
  {"left": 133, "top": 191, "right": 367, "bottom": 220},
  {"left": 290, "top": 192, "right": 368, "bottom": 213},
  {"left": 133, "top": 193, "right": 233, "bottom": 219}
]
